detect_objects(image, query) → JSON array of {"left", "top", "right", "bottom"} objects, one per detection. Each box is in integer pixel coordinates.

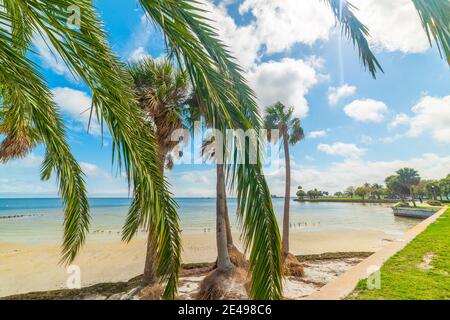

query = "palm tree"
[
  {"left": 264, "top": 102, "right": 304, "bottom": 259},
  {"left": 386, "top": 175, "right": 408, "bottom": 201},
  {"left": 396, "top": 168, "right": 421, "bottom": 207},
  {"left": 127, "top": 58, "right": 190, "bottom": 288},
  {"left": 199, "top": 135, "right": 235, "bottom": 274},
  {"left": 1, "top": 0, "right": 448, "bottom": 300},
  {"left": 371, "top": 183, "right": 384, "bottom": 200},
  {"left": 440, "top": 176, "right": 450, "bottom": 200},
  {"left": 188, "top": 102, "right": 246, "bottom": 272},
  {"left": 426, "top": 181, "right": 440, "bottom": 200},
  {"left": 414, "top": 180, "right": 430, "bottom": 203}
]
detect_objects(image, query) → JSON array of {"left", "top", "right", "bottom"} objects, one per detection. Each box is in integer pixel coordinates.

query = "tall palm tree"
[
  {"left": 1, "top": 0, "right": 448, "bottom": 300},
  {"left": 189, "top": 94, "right": 246, "bottom": 272},
  {"left": 396, "top": 168, "right": 421, "bottom": 207},
  {"left": 201, "top": 137, "right": 235, "bottom": 273},
  {"left": 264, "top": 102, "right": 305, "bottom": 259},
  {"left": 127, "top": 58, "right": 190, "bottom": 288}
]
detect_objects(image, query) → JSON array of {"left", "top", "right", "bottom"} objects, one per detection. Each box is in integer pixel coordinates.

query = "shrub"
[{"left": 426, "top": 200, "right": 442, "bottom": 206}]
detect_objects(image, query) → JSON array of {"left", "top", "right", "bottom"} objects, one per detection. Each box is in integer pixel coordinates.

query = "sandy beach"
[{"left": 0, "top": 229, "right": 391, "bottom": 298}]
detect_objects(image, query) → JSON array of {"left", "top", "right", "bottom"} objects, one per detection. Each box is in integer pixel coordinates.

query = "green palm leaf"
[
  {"left": 412, "top": 0, "right": 450, "bottom": 65},
  {"left": 0, "top": 15, "right": 89, "bottom": 263},
  {"left": 1, "top": 0, "right": 181, "bottom": 299},
  {"left": 323, "top": 0, "right": 383, "bottom": 78}
]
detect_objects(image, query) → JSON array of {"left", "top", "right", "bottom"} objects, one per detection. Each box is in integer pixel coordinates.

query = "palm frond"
[
  {"left": 323, "top": 0, "right": 383, "bottom": 78},
  {"left": 0, "top": 18, "right": 90, "bottom": 263},
  {"left": 1, "top": 0, "right": 181, "bottom": 298},
  {"left": 412, "top": 0, "right": 450, "bottom": 65}
]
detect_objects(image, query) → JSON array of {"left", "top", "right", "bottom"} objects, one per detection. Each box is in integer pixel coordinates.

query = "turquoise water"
[{"left": 0, "top": 198, "right": 418, "bottom": 243}]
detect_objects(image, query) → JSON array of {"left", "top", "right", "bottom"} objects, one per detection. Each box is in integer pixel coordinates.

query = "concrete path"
[{"left": 305, "top": 206, "right": 448, "bottom": 300}]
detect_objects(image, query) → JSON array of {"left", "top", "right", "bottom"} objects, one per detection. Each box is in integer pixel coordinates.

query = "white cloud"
[
  {"left": 308, "top": 130, "right": 328, "bottom": 139},
  {"left": 328, "top": 84, "right": 356, "bottom": 105},
  {"left": 317, "top": 142, "right": 366, "bottom": 158},
  {"left": 389, "top": 113, "right": 410, "bottom": 129},
  {"left": 126, "top": 14, "right": 159, "bottom": 62},
  {"left": 129, "top": 46, "right": 150, "bottom": 62},
  {"left": 168, "top": 169, "right": 217, "bottom": 197},
  {"left": 385, "top": 96, "right": 450, "bottom": 144},
  {"left": 360, "top": 135, "right": 374, "bottom": 145},
  {"left": 352, "top": 0, "right": 429, "bottom": 53},
  {"left": 239, "top": 0, "right": 335, "bottom": 54},
  {"left": 2, "top": 153, "right": 43, "bottom": 169},
  {"left": 406, "top": 95, "right": 450, "bottom": 143},
  {"left": 344, "top": 99, "right": 388, "bottom": 123},
  {"left": 202, "top": 0, "right": 336, "bottom": 69},
  {"left": 79, "top": 162, "right": 110, "bottom": 178},
  {"left": 51, "top": 87, "right": 101, "bottom": 136},
  {"left": 33, "top": 32, "right": 74, "bottom": 79},
  {"left": 247, "top": 58, "right": 326, "bottom": 118},
  {"left": 266, "top": 153, "right": 450, "bottom": 194},
  {"left": 203, "top": 1, "right": 261, "bottom": 69}
]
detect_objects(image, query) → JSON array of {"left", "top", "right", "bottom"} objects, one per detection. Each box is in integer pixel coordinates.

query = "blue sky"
[{"left": 1, "top": 0, "right": 449, "bottom": 198}]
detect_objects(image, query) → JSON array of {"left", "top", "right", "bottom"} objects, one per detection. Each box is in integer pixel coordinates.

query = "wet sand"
[{"left": 0, "top": 229, "right": 391, "bottom": 297}]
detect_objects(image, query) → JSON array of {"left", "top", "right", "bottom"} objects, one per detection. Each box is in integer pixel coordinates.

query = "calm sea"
[{"left": 0, "top": 198, "right": 418, "bottom": 243}]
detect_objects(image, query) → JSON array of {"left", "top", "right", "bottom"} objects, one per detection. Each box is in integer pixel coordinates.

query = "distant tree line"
[{"left": 296, "top": 168, "right": 450, "bottom": 206}]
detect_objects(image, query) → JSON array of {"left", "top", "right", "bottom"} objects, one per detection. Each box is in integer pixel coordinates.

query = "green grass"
[{"left": 348, "top": 208, "right": 450, "bottom": 300}]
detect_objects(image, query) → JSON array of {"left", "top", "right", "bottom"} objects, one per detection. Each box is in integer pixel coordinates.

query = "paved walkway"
[{"left": 305, "top": 206, "right": 448, "bottom": 300}]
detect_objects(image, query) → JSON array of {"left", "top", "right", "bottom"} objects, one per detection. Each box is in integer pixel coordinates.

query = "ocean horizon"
[{"left": 0, "top": 198, "right": 419, "bottom": 244}]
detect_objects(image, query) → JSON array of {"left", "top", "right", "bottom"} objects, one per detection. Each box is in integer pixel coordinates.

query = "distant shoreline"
[{"left": 294, "top": 198, "right": 398, "bottom": 204}]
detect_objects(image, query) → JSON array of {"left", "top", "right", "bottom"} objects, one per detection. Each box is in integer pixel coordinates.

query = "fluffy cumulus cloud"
[
  {"left": 308, "top": 130, "right": 329, "bottom": 139},
  {"left": 203, "top": 1, "right": 261, "bottom": 69},
  {"left": 404, "top": 95, "right": 450, "bottom": 143},
  {"left": 1, "top": 153, "right": 43, "bottom": 169},
  {"left": 328, "top": 84, "right": 357, "bottom": 106},
  {"left": 247, "top": 58, "right": 326, "bottom": 117},
  {"left": 389, "top": 113, "right": 410, "bottom": 129},
  {"left": 126, "top": 14, "right": 155, "bottom": 61},
  {"left": 129, "top": 46, "right": 149, "bottom": 62},
  {"left": 201, "top": 0, "right": 335, "bottom": 68},
  {"left": 51, "top": 87, "right": 101, "bottom": 136},
  {"left": 266, "top": 153, "right": 450, "bottom": 195},
  {"left": 317, "top": 142, "right": 366, "bottom": 158},
  {"left": 238, "top": 0, "right": 335, "bottom": 54},
  {"left": 168, "top": 169, "right": 217, "bottom": 197},
  {"left": 344, "top": 99, "right": 388, "bottom": 123},
  {"left": 352, "top": 0, "right": 429, "bottom": 53}
]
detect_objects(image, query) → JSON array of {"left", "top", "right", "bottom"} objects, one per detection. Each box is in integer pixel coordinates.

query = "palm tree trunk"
[
  {"left": 216, "top": 164, "right": 233, "bottom": 271},
  {"left": 142, "top": 154, "right": 165, "bottom": 286},
  {"left": 142, "top": 234, "right": 158, "bottom": 286},
  {"left": 410, "top": 187, "right": 417, "bottom": 207},
  {"left": 282, "top": 131, "right": 290, "bottom": 258},
  {"left": 223, "top": 194, "right": 233, "bottom": 248}
]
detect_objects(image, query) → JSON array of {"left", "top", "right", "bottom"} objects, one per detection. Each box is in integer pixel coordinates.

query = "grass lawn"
[
  {"left": 348, "top": 207, "right": 450, "bottom": 300},
  {"left": 295, "top": 197, "right": 397, "bottom": 203}
]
